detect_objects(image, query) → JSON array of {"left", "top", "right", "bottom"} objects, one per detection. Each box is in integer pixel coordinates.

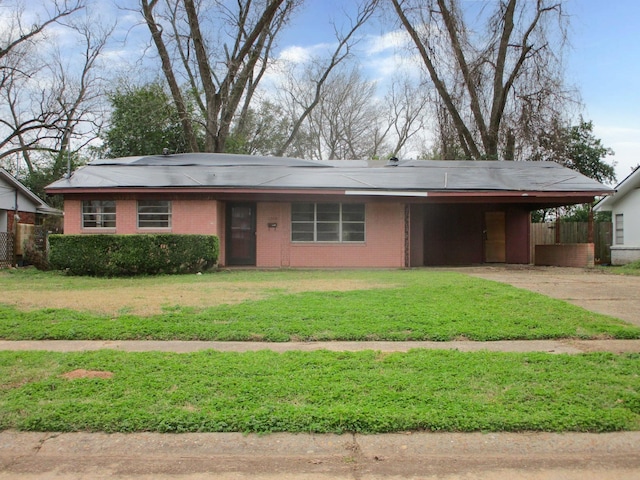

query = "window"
[
  {"left": 138, "top": 200, "right": 172, "bottom": 228},
  {"left": 291, "top": 203, "right": 365, "bottom": 242},
  {"left": 615, "top": 214, "right": 624, "bottom": 245},
  {"left": 82, "top": 200, "right": 116, "bottom": 228}
]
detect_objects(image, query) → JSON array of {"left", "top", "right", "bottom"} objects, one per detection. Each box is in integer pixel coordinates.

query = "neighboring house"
[
  {"left": 0, "top": 168, "right": 60, "bottom": 266},
  {"left": 594, "top": 166, "right": 640, "bottom": 265},
  {"left": 46, "top": 153, "right": 612, "bottom": 268}
]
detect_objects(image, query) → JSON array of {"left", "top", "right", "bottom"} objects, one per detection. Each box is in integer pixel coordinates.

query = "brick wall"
[
  {"left": 64, "top": 198, "right": 220, "bottom": 235},
  {"left": 63, "top": 197, "right": 407, "bottom": 268},
  {"left": 256, "top": 202, "right": 406, "bottom": 268},
  {"left": 534, "top": 243, "right": 595, "bottom": 268},
  {"left": 7, "top": 211, "right": 35, "bottom": 233}
]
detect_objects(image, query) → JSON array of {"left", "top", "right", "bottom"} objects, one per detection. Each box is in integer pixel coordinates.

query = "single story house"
[
  {"left": 46, "top": 153, "right": 613, "bottom": 268},
  {"left": 1, "top": 168, "right": 60, "bottom": 266},
  {"left": 594, "top": 166, "right": 640, "bottom": 265}
]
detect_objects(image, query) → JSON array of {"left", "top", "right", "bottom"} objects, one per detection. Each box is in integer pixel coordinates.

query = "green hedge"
[{"left": 49, "top": 234, "right": 219, "bottom": 276}]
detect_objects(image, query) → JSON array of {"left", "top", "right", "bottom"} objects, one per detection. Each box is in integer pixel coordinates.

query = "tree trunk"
[{"left": 141, "top": 0, "right": 200, "bottom": 153}]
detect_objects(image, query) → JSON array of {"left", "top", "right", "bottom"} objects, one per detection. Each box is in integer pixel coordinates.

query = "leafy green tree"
[
  {"left": 21, "top": 151, "right": 84, "bottom": 210},
  {"left": 102, "top": 83, "right": 194, "bottom": 157},
  {"left": 535, "top": 118, "right": 616, "bottom": 184},
  {"left": 559, "top": 204, "right": 611, "bottom": 223}
]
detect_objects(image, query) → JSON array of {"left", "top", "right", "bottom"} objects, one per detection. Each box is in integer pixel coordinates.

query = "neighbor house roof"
[
  {"left": 594, "top": 165, "right": 640, "bottom": 211},
  {"left": 46, "top": 153, "right": 613, "bottom": 202},
  {"left": 0, "top": 168, "right": 61, "bottom": 215}
]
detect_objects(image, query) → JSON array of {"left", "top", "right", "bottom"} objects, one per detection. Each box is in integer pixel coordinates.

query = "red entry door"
[{"left": 226, "top": 203, "right": 257, "bottom": 265}]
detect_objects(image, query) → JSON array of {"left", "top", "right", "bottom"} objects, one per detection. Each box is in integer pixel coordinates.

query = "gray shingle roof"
[{"left": 46, "top": 153, "right": 613, "bottom": 194}]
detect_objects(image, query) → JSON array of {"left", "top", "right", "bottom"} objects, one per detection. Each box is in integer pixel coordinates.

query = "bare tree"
[
  {"left": 140, "top": 0, "right": 300, "bottom": 153},
  {"left": 0, "top": 1, "right": 115, "bottom": 172},
  {"left": 384, "top": 76, "right": 430, "bottom": 157},
  {"left": 274, "top": 68, "right": 429, "bottom": 161},
  {"left": 309, "top": 68, "right": 384, "bottom": 160},
  {"left": 0, "top": 0, "right": 83, "bottom": 63},
  {"left": 274, "top": 0, "right": 379, "bottom": 157},
  {"left": 390, "top": 0, "right": 574, "bottom": 160}
]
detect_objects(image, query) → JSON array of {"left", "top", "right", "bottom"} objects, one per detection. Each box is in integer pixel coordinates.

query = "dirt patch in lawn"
[
  {"left": 60, "top": 369, "right": 114, "bottom": 380},
  {"left": 1, "top": 278, "right": 388, "bottom": 317}
]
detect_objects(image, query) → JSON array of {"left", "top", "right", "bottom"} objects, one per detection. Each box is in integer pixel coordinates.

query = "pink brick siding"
[
  {"left": 257, "top": 202, "right": 406, "bottom": 268},
  {"left": 116, "top": 199, "right": 137, "bottom": 233},
  {"left": 63, "top": 200, "right": 82, "bottom": 234},
  {"left": 64, "top": 198, "right": 220, "bottom": 235},
  {"left": 172, "top": 200, "right": 219, "bottom": 234},
  {"left": 64, "top": 197, "right": 407, "bottom": 267}
]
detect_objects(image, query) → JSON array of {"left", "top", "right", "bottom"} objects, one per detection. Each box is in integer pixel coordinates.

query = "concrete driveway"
[{"left": 458, "top": 265, "right": 640, "bottom": 327}]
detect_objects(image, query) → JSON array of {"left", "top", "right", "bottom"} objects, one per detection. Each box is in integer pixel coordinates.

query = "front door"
[
  {"left": 226, "top": 203, "right": 256, "bottom": 265},
  {"left": 484, "top": 211, "right": 506, "bottom": 263}
]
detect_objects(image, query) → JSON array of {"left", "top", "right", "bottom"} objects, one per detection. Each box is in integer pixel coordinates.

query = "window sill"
[{"left": 291, "top": 242, "right": 366, "bottom": 245}]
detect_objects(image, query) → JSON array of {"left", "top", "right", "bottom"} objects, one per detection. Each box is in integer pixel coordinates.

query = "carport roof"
[{"left": 46, "top": 153, "right": 613, "bottom": 196}]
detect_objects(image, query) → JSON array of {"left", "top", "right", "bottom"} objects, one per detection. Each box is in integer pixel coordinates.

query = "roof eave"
[{"left": 46, "top": 185, "right": 612, "bottom": 199}]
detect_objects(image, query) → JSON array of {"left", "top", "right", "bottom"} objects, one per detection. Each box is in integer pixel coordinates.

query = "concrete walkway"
[{"left": 2, "top": 338, "right": 640, "bottom": 354}]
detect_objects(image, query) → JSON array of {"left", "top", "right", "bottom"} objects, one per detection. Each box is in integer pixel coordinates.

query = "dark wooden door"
[
  {"left": 484, "top": 211, "right": 506, "bottom": 263},
  {"left": 226, "top": 203, "right": 256, "bottom": 265}
]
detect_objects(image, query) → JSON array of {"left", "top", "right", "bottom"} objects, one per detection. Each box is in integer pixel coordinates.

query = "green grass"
[
  {"left": 605, "top": 260, "right": 640, "bottom": 276},
  {"left": 0, "top": 349, "right": 638, "bottom": 433},
  {"left": 1, "top": 269, "right": 638, "bottom": 341}
]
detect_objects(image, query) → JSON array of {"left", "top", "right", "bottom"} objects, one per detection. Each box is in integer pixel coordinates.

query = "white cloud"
[
  {"left": 278, "top": 42, "right": 336, "bottom": 64},
  {"left": 365, "top": 29, "right": 411, "bottom": 55},
  {"left": 593, "top": 125, "right": 640, "bottom": 183}
]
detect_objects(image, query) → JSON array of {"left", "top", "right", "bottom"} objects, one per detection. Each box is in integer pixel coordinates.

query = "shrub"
[
  {"left": 49, "top": 234, "right": 219, "bottom": 276},
  {"left": 22, "top": 238, "right": 50, "bottom": 271}
]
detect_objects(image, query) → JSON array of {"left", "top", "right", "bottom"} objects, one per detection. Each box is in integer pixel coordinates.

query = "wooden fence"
[{"left": 530, "top": 222, "right": 612, "bottom": 265}]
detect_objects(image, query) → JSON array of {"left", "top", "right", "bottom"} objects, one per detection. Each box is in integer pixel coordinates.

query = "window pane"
[
  {"left": 292, "top": 231, "right": 314, "bottom": 242},
  {"left": 342, "top": 223, "right": 365, "bottom": 242},
  {"left": 342, "top": 204, "right": 365, "bottom": 222},
  {"left": 316, "top": 204, "right": 340, "bottom": 222},
  {"left": 291, "top": 222, "right": 314, "bottom": 242},
  {"left": 292, "top": 203, "right": 315, "bottom": 222},
  {"left": 82, "top": 200, "right": 116, "bottom": 228},
  {"left": 138, "top": 201, "right": 171, "bottom": 228},
  {"left": 292, "top": 223, "right": 314, "bottom": 233},
  {"left": 317, "top": 222, "right": 339, "bottom": 241},
  {"left": 290, "top": 202, "right": 365, "bottom": 243},
  {"left": 615, "top": 214, "right": 624, "bottom": 244}
]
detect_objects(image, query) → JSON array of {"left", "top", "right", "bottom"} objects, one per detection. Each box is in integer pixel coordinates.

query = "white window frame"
[
  {"left": 137, "top": 200, "right": 172, "bottom": 229},
  {"left": 291, "top": 203, "right": 365, "bottom": 243},
  {"left": 615, "top": 213, "right": 624, "bottom": 245},
  {"left": 82, "top": 200, "right": 116, "bottom": 229}
]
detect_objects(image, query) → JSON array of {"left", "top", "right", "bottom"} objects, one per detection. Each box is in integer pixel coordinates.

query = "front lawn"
[
  {"left": 0, "top": 269, "right": 638, "bottom": 341},
  {"left": 1, "top": 349, "right": 638, "bottom": 434}
]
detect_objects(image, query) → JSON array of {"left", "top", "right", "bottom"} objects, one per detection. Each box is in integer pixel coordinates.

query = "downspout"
[{"left": 12, "top": 188, "right": 19, "bottom": 267}]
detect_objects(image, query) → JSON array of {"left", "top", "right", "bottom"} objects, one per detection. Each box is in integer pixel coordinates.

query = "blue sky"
[{"left": 566, "top": 0, "right": 640, "bottom": 182}]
